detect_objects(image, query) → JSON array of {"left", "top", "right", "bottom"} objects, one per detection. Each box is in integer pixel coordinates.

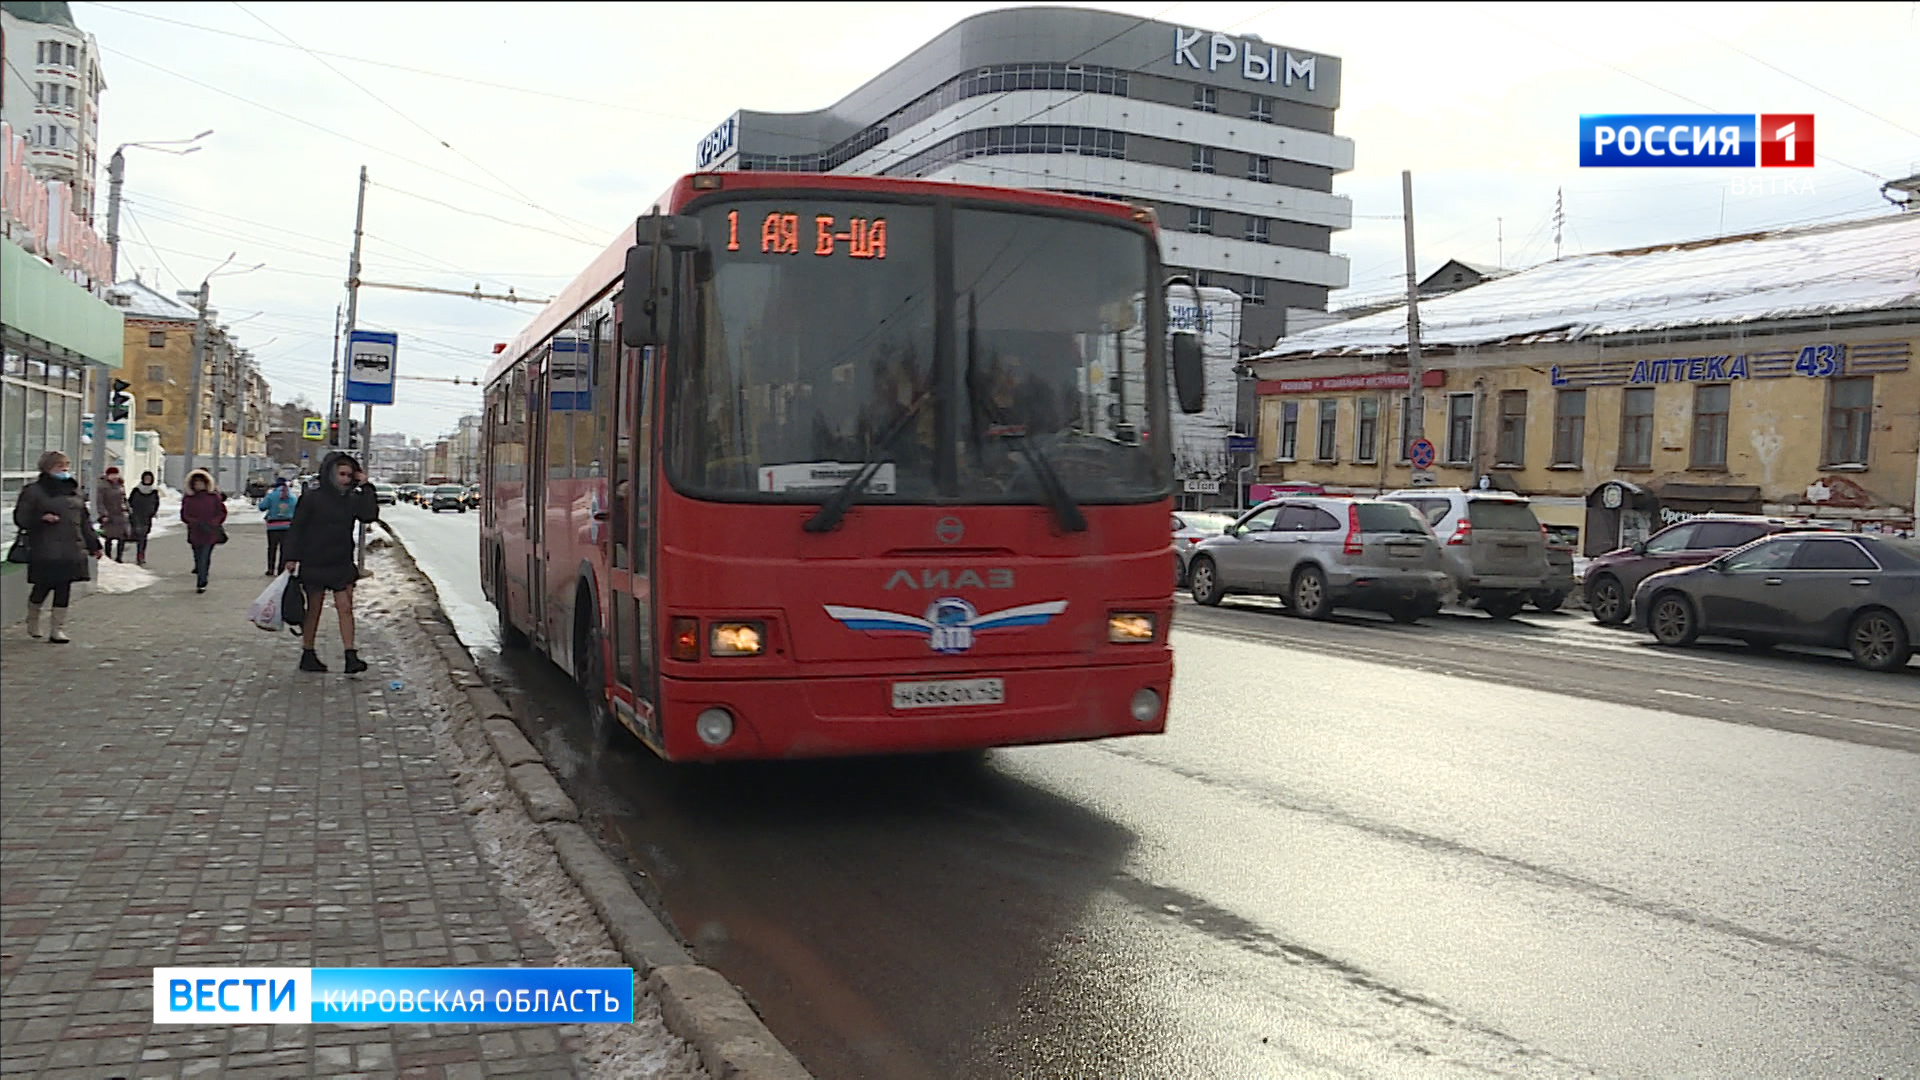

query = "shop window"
[
  {"left": 1552, "top": 389, "right": 1585, "bottom": 466},
  {"left": 1618, "top": 387, "right": 1654, "bottom": 468},
  {"left": 1316, "top": 399, "right": 1338, "bottom": 461},
  {"left": 1495, "top": 389, "right": 1526, "bottom": 466},
  {"left": 1278, "top": 401, "right": 1299, "bottom": 460},
  {"left": 1690, "top": 384, "right": 1730, "bottom": 469},
  {"left": 1824, "top": 377, "right": 1871, "bottom": 466},
  {"left": 1354, "top": 397, "right": 1378, "bottom": 463},
  {"left": 1444, "top": 394, "right": 1474, "bottom": 464}
]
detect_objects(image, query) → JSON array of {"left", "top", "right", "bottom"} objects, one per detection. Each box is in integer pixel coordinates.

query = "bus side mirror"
[
  {"left": 621, "top": 243, "right": 660, "bottom": 348},
  {"left": 1172, "top": 330, "right": 1205, "bottom": 414},
  {"left": 621, "top": 214, "right": 705, "bottom": 350}
]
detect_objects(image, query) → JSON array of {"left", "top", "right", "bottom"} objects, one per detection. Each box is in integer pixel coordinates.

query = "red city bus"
[{"left": 480, "top": 171, "right": 1203, "bottom": 761}]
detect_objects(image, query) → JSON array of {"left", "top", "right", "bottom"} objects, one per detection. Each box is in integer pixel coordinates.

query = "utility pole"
[
  {"left": 337, "top": 166, "right": 367, "bottom": 451},
  {"left": 328, "top": 304, "right": 342, "bottom": 448},
  {"left": 183, "top": 284, "right": 211, "bottom": 477},
  {"left": 1401, "top": 170, "right": 1426, "bottom": 445},
  {"left": 89, "top": 149, "right": 128, "bottom": 486},
  {"left": 1553, "top": 187, "right": 1565, "bottom": 261},
  {"left": 212, "top": 334, "right": 226, "bottom": 492}
]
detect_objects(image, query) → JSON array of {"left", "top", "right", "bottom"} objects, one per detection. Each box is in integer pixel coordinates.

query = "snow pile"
[
  {"left": 93, "top": 557, "right": 158, "bottom": 594},
  {"left": 1257, "top": 214, "right": 1920, "bottom": 360}
]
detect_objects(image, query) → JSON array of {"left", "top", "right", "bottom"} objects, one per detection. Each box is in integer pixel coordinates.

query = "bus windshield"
[{"left": 667, "top": 198, "right": 1168, "bottom": 507}]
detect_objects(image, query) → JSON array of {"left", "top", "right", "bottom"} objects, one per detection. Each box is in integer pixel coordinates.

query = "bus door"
[
  {"left": 526, "top": 348, "right": 549, "bottom": 647},
  {"left": 604, "top": 321, "right": 657, "bottom": 743}
]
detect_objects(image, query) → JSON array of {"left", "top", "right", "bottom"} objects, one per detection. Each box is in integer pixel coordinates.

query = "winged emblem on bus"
[{"left": 824, "top": 598, "right": 1069, "bottom": 655}]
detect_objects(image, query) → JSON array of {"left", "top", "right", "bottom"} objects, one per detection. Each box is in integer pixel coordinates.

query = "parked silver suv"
[
  {"left": 1380, "top": 488, "right": 1550, "bottom": 619},
  {"left": 1188, "top": 497, "right": 1451, "bottom": 622}
]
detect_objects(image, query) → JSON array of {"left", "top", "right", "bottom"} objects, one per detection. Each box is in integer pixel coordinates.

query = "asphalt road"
[{"left": 392, "top": 512, "right": 1920, "bottom": 1079}]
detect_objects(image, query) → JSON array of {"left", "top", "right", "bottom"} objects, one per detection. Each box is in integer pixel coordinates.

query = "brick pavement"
[{"left": 0, "top": 519, "right": 588, "bottom": 1078}]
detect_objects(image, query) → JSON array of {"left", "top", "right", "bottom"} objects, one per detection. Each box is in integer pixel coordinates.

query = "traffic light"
[
  {"left": 328, "top": 418, "right": 341, "bottom": 446},
  {"left": 109, "top": 379, "right": 132, "bottom": 422}
]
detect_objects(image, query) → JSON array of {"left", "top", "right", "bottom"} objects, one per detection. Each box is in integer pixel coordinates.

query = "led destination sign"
[{"left": 726, "top": 209, "right": 889, "bottom": 259}]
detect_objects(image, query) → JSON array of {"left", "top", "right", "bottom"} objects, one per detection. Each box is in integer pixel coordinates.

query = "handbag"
[
  {"left": 214, "top": 524, "right": 230, "bottom": 546},
  {"left": 5, "top": 531, "right": 29, "bottom": 564}
]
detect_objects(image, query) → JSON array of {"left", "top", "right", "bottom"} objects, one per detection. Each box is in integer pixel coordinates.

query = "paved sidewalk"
[{"left": 0, "top": 521, "right": 587, "bottom": 1078}]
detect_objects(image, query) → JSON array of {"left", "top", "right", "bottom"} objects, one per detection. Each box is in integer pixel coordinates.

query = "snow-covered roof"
[
  {"left": 106, "top": 278, "right": 198, "bottom": 322},
  {"left": 1256, "top": 214, "right": 1920, "bottom": 361}
]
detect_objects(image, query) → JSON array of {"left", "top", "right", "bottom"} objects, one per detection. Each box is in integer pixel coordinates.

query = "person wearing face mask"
[
  {"left": 11, "top": 450, "right": 102, "bottom": 643},
  {"left": 127, "top": 471, "right": 161, "bottom": 566},
  {"left": 93, "top": 465, "right": 132, "bottom": 562}
]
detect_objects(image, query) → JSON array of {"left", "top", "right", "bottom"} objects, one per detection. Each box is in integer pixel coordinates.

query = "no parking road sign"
[{"left": 1408, "top": 437, "right": 1436, "bottom": 470}]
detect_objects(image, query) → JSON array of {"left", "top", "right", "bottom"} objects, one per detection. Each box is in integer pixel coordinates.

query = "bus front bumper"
[{"left": 652, "top": 658, "right": 1172, "bottom": 761}]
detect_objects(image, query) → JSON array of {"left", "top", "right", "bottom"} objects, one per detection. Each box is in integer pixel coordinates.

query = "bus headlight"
[
  {"left": 695, "top": 708, "right": 735, "bottom": 747},
  {"left": 1130, "top": 688, "right": 1161, "bottom": 723},
  {"left": 1108, "top": 612, "right": 1155, "bottom": 643},
  {"left": 710, "top": 622, "right": 765, "bottom": 656}
]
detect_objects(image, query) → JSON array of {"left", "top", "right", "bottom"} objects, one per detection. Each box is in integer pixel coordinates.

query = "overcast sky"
[{"left": 70, "top": 1, "right": 1920, "bottom": 443}]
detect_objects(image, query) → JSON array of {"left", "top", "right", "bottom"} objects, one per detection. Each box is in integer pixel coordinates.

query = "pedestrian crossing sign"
[{"left": 303, "top": 416, "right": 325, "bottom": 440}]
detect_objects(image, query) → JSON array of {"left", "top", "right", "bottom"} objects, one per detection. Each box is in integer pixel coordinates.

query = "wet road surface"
[{"left": 394, "top": 517, "right": 1920, "bottom": 1078}]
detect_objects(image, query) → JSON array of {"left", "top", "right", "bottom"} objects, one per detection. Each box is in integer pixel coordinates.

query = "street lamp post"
[{"left": 93, "top": 131, "right": 211, "bottom": 486}]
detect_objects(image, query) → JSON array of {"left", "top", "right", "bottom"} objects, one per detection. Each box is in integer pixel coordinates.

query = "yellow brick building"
[
  {"left": 108, "top": 279, "right": 271, "bottom": 473},
  {"left": 1246, "top": 215, "right": 1919, "bottom": 553}
]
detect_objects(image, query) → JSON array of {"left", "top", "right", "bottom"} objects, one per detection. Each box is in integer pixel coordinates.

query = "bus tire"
[
  {"left": 576, "top": 593, "right": 625, "bottom": 747},
  {"left": 495, "top": 558, "right": 530, "bottom": 650}
]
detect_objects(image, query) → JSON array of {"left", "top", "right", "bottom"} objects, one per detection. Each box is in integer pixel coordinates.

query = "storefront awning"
[{"left": 0, "top": 238, "right": 123, "bottom": 369}]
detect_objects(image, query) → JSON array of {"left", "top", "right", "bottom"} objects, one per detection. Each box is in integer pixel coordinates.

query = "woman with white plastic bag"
[{"left": 249, "top": 571, "right": 294, "bottom": 631}]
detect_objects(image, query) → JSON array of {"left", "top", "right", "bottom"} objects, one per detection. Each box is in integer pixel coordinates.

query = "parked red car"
[{"left": 1584, "top": 515, "right": 1826, "bottom": 625}]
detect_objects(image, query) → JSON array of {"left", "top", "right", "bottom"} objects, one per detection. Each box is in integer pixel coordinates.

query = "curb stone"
[
  {"left": 381, "top": 525, "right": 812, "bottom": 1079},
  {"left": 508, "top": 762, "right": 582, "bottom": 823},
  {"left": 485, "top": 714, "right": 544, "bottom": 768},
  {"left": 650, "top": 966, "right": 814, "bottom": 1080},
  {"left": 547, "top": 822, "right": 693, "bottom": 974}
]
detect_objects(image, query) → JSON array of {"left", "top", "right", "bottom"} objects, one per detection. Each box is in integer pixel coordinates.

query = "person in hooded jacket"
[
  {"left": 94, "top": 466, "right": 132, "bottom": 562},
  {"left": 284, "top": 451, "right": 379, "bottom": 673},
  {"left": 11, "top": 450, "right": 102, "bottom": 643},
  {"left": 257, "top": 476, "right": 297, "bottom": 575},
  {"left": 127, "top": 471, "right": 160, "bottom": 565},
  {"left": 179, "top": 469, "right": 227, "bottom": 593}
]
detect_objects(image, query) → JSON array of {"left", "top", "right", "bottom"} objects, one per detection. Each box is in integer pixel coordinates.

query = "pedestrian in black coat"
[
  {"left": 11, "top": 450, "right": 102, "bottom": 643},
  {"left": 284, "top": 451, "right": 379, "bottom": 673},
  {"left": 127, "top": 471, "right": 160, "bottom": 566}
]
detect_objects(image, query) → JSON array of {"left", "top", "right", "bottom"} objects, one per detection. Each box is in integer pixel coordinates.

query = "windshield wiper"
[
  {"left": 965, "top": 292, "right": 1086, "bottom": 533},
  {"left": 803, "top": 390, "right": 932, "bottom": 534}
]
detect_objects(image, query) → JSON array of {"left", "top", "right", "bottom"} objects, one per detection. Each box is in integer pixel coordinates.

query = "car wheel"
[
  {"left": 1649, "top": 592, "right": 1699, "bottom": 647},
  {"left": 1189, "top": 557, "right": 1224, "bottom": 606},
  {"left": 1481, "top": 595, "right": 1525, "bottom": 620},
  {"left": 1530, "top": 591, "right": 1568, "bottom": 612},
  {"left": 1388, "top": 603, "right": 1427, "bottom": 625},
  {"left": 1848, "top": 609, "right": 1912, "bottom": 672},
  {"left": 1291, "top": 565, "right": 1331, "bottom": 620},
  {"left": 1174, "top": 553, "right": 1187, "bottom": 590},
  {"left": 1587, "top": 574, "right": 1627, "bottom": 625}
]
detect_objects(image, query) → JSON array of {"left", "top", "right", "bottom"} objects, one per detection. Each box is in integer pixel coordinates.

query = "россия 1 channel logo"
[{"left": 1579, "top": 114, "right": 1813, "bottom": 167}]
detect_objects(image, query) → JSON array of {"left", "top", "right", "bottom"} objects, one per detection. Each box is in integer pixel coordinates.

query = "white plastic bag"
[{"left": 249, "top": 570, "right": 292, "bottom": 631}]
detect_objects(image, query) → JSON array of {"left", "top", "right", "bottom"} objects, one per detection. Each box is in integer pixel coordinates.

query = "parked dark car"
[
  {"left": 1631, "top": 532, "right": 1920, "bottom": 671},
  {"left": 1584, "top": 515, "right": 1820, "bottom": 625}
]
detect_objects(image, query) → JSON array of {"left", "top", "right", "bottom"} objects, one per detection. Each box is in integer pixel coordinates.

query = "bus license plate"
[{"left": 891, "top": 678, "right": 1005, "bottom": 710}]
